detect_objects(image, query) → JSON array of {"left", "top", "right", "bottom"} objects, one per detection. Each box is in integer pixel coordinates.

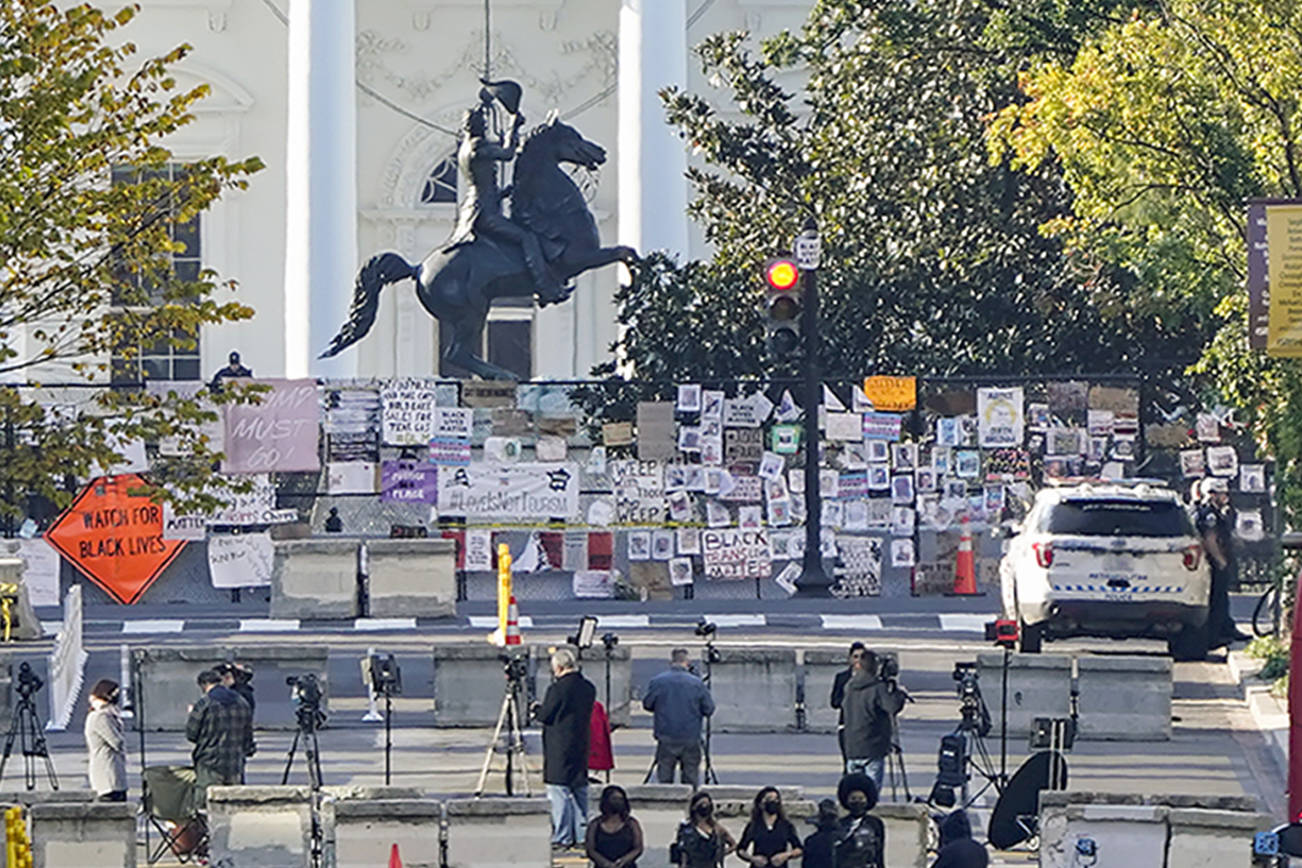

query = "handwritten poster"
[
  {"left": 208, "top": 532, "right": 274, "bottom": 588},
  {"left": 977, "top": 387, "right": 1025, "bottom": 448},
  {"left": 223, "top": 379, "right": 320, "bottom": 473},
  {"left": 701, "top": 528, "right": 772, "bottom": 579}
]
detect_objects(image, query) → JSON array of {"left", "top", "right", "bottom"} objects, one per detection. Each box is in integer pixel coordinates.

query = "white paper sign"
[
  {"left": 701, "top": 528, "right": 772, "bottom": 579},
  {"left": 826, "top": 412, "right": 863, "bottom": 442},
  {"left": 381, "top": 379, "right": 438, "bottom": 446},
  {"left": 723, "top": 393, "right": 774, "bottom": 427},
  {"left": 977, "top": 387, "right": 1025, "bottom": 448},
  {"left": 433, "top": 407, "right": 474, "bottom": 439},
  {"left": 464, "top": 529, "right": 493, "bottom": 571},
  {"left": 162, "top": 504, "right": 207, "bottom": 541},
  {"left": 208, "top": 532, "right": 274, "bottom": 588},
  {"left": 327, "top": 461, "right": 376, "bottom": 494}
]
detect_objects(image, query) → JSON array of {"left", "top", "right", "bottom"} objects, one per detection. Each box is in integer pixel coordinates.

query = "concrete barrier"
[
  {"left": 707, "top": 648, "right": 798, "bottom": 732},
  {"left": 801, "top": 649, "right": 853, "bottom": 733},
  {"left": 1076, "top": 655, "right": 1172, "bottom": 741},
  {"left": 875, "top": 802, "right": 931, "bottom": 868},
  {"left": 271, "top": 538, "right": 360, "bottom": 619},
  {"left": 976, "top": 652, "right": 1071, "bottom": 738},
  {"left": 1039, "top": 792, "right": 1269, "bottom": 868},
  {"left": 432, "top": 645, "right": 523, "bottom": 727},
  {"left": 330, "top": 798, "right": 442, "bottom": 868},
  {"left": 207, "top": 786, "right": 315, "bottom": 867},
  {"left": 538, "top": 645, "right": 633, "bottom": 727},
  {"left": 364, "top": 538, "right": 457, "bottom": 618},
  {"left": 132, "top": 644, "right": 330, "bottom": 731},
  {"left": 29, "top": 801, "right": 135, "bottom": 868},
  {"left": 0, "top": 789, "right": 96, "bottom": 806},
  {"left": 444, "top": 797, "right": 551, "bottom": 868}
]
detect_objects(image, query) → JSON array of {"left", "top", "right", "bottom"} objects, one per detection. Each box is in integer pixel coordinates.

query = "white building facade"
[{"left": 101, "top": 0, "right": 813, "bottom": 383}]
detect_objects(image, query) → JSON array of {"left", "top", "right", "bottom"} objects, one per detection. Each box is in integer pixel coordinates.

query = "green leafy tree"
[
  {"left": 578, "top": 0, "right": 1204, "bottom": 424},
  {"left": 0, "top": 2, "right": 264, "bottom": 522},
  {"left": 988, "top": 0, "right": 1302, "bottom": 515}
]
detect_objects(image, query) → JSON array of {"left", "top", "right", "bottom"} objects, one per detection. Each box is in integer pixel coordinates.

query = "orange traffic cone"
[
  {"left": 505, "top": 595, "right": 522, "bottom": 645},
  {"left": 389, "top": 843, "right": 403, "bottom": 868},
  {"left": 952, "top": 516, "right": 979, "bottom": 595}
]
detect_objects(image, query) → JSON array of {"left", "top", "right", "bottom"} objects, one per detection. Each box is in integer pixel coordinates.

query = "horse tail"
[{"left": 319, "top": 252, "right": 418, "bottom": 358}]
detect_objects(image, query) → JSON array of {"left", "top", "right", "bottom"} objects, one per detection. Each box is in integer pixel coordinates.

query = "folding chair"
[{"left": 142, "top": 765, "right": 208, "bottom": 864}]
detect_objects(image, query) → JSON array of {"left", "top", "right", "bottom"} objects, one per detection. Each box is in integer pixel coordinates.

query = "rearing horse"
[{"left": 320, "top": 114, "right": 638, "bottom": 379}]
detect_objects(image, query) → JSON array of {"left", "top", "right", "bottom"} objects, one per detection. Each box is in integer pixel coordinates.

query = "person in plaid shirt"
[{"left": 186, "top": 669, "right": 254, "bottom": 804}]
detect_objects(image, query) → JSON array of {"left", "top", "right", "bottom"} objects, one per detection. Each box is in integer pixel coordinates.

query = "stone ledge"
[
  {"left": 977, "top": 652, "right": 1072, "bottom": 670},
  {"left": 1076, "top": 656, "right": 1172, "bottom": 674},
  {"left": 1040, "top": 791, "right": 1260, "bottom": 812},
  {"left": 445, "top": 797, "right": 550, "bottom": 816},
  {"left": 29, "top": 802, "right": 133, "bottom": 821},
  {"left": 273, "top": 539, "right": 361, "bottom": 555},
  {"left": 0, "top": 789, "right": 96, "bottom": 806},
  {"left": 323, "top": 785, "right": 426, "bottom": 802},
  {"left": 714, "top": 648, "right": 797, "bottom": 664},
  {"left": 207, "top": 785, "right": 313, "bottom": 805},
  {"left": 366, "top": 538, "right": 456, "bottom": 555},
  {"left": 333, "top": 799, "right": 441, "bottom": 819},
  {"left": 1167, "top": 808, "right": 1273, "bottom": 831}
]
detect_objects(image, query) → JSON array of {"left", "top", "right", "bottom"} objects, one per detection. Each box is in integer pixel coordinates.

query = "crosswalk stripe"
[
  {"left": 819, "top": 615, "right": 884, "bottom": 631},
  {"left": 239, "top": 618, "right": 300, "bottom": 632},
  {"left": 938, "top": 614, "right": 989, "bottom": 633},
  {"left": 122, "top": 619, "right": 185, "bottom": 634},
  {"left": 705, "top": 614, "right": 767, "bottom": 628},
  {"left": 353, "top": 618, "right": 418, "bottom": 631},
  {"left": 597, "top": 615, "right": 650, "bottom": 629},
  {"left": 467, "top": 615, "right": 535, "bottom": 629}
]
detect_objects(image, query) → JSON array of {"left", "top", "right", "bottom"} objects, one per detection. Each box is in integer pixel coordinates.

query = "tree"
[
  {"left": 0, "top": 2, "right": 263, "bottom": 522},
  {"left": 988, "top": 0, "right": 1302, "bottom": 515},
  {"left": 578, "top": 0, "right": 1204, "bottom": 424}
]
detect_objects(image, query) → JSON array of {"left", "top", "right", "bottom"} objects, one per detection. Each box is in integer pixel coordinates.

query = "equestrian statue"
[{"left": 320, "top": 80, "right": 639, "bottom": 379}]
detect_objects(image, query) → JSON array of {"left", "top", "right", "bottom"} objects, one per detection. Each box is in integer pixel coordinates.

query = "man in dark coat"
[
  {"left": 830, "top": 642, "right": 866, "bottom": 764},
  {"left": 842, "top": 650, "right": 905, "bottom": 792},
  {"left": 538, "top": 646, "right": 596, "bottom": 849},
  {"left": 185, "top": 669, "right": 254, "bottom": 807},
  {"left": 931, "top": 809, "right": 988, "bottom": 868}
]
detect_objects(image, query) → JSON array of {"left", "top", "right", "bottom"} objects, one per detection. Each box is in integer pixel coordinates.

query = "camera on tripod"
[
  {"left": 694, "top": 619, "right": 716, "bottom": 638},
  {"left": 601, "top": 632, "right": 619, "bottom": 651},
  {"left": 217, "top": 661, "right": 254, "bottom": 687},
  {"left": 498, "top": 654, "right": 529, "bottom": 683},
  {"left": 15, "top": 663, "right": 42, "bottom": 699},
  {"left": 366, "top": 654, "right": 402, "bottom": 696},
  {"left": 287, "top": 674, "right": 326, "bottom": 730}
]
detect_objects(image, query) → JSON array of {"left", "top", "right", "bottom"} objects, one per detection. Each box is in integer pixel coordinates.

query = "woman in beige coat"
[{"left": 84, "top": 679, "right": 127, "bottom": 801}]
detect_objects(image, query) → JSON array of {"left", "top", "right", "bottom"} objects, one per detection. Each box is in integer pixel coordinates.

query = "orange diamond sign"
[{"left": 47, "top": 474, "right": 187, "bottom": 605}]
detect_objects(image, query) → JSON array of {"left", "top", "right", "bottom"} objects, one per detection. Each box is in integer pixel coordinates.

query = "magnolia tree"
[{"left": 0, "top": 2, "right": 263, "bottom": 522}]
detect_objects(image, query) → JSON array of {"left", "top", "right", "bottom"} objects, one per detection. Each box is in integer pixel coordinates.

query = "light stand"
[
  {"left": 600, "top": 633, "right": 618, "bottom": 783},
  {"left": 364, "top": 654, "right": 402, "bottom": 786},
  {"left": 700, "top": 631, "right": 720, "bottom": 786}
]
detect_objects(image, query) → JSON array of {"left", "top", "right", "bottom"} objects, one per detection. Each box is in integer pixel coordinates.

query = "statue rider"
[{"left": 453, "top": 80, "right": 566, "bottom": 304}]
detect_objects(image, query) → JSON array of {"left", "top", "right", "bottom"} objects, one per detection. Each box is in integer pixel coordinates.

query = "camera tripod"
[
  {"left": 281, "top": 706, "right": 325, "bottom": 790},
  {"left": 0, "top": 678, "right": 57, "bottom": 791},
  {"left": 882, "top": 688, "right": 913, "bottom": 802},
  {"left": 475, "top": 666, "right": 531, "bottom": 797},
  {"left": 953, "top": 691, "right": 1001, "bottom": 809}
]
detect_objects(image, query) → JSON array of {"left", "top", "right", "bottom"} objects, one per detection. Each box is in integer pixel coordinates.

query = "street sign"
[
  {"left": 46, "top": 474, "right": 187, "bottom": 605},
  {"left": 794, "top": 232, "right": 821, "bottom": 270}
]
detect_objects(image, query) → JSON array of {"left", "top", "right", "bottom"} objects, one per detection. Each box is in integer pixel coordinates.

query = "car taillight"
[
  {"left": 1182, "top": 544, "right": 1202, "bottom": 571},
  {"left": 1032, "top": 542, "right": 1053, "bottom": 568}
]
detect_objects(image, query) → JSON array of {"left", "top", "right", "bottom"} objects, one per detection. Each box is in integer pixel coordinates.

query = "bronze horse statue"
[{"left": 320, "top": 114, "right": 638, "bottom": 378}]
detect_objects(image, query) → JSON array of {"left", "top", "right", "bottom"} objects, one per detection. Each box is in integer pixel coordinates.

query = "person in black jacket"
[
  {"left": 830, "top": 642, "right": 866, "bottom": 764},
  {"left": 833, "top": 773, "right": 885, "bottom": 868},
  {"left": 538, "top": 646, "right": 597, "bottom": 850},
  {"left": 800, "top": 798, "right": 840, "bottom": 868},
  {"left": 842, "top": 651, "right": 905, "bottom": 792},
  {"left": 931, "top": 809, "right": 988, "bottom": 868}
]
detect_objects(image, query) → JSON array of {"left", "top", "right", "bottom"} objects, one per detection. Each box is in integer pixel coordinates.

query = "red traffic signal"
[{"left": 764, "top": 258, "right": 800, "bottom": 291}]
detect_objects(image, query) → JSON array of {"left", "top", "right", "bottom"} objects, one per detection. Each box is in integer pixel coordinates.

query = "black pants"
[
  {"left": 97, "top": 790, "right": 127, "bottom": 802},
  {"left": 1209, "top": 563, "right": 1237, "bottom": 639}
]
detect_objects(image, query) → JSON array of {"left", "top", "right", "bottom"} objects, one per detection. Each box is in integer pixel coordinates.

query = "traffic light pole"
[{"left": 795, "top": 217, "right": 831, "bottom": 596}]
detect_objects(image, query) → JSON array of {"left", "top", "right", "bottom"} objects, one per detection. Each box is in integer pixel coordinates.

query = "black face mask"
[
  {"left": 763, "top": 802, "right": 779, "bottom": 816},
  {"left": 610, "top": 801, "right": 626, "bottom": 815},
  {"left": 694, "top": 804, "right": 711, "bottom": 818},
  {"left": 847, "top": 801, "right": 868, "bottom": 818}
]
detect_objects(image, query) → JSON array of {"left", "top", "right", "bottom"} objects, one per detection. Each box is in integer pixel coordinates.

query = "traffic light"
[{"left": 764, "top": 257, "right": 802, "bottom": 358}]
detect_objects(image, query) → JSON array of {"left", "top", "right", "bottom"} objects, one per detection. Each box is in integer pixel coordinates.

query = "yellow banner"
[
  {"left": 1267, "top": 204, "right": 1302, "bottom": 356},
  {"left": 862, "top": 376, "right": 917, "bottom": 411}
]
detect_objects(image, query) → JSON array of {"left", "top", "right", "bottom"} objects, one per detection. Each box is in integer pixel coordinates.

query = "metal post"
[{"left": 795, "top": 216, "right": 830, "bottom": 595}]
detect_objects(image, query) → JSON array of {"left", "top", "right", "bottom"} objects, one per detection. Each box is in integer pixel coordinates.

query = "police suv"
[{"left": 999, "top": 480, "right": 1211, "bottom": 659}]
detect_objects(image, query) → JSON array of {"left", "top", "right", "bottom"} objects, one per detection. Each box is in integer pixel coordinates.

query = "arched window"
[{"left": 420, "top": 154, "right": 457, "bottom": 204}]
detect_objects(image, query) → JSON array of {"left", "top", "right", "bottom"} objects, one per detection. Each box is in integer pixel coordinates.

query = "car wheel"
[
  {"left": 1019, "top": 619, "right": 1043, "bottom": 654},
  {"left": 1168, "top": 621, "right": 1210, "bottom": 662}
]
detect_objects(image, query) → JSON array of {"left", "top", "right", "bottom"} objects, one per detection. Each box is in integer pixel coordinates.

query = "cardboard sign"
[
  {"left": 636, "top": 402, "right": 677, "bottom": 460},
  {"left": 862, "top": 376, "right": 916, "bottom": 411},
  {"left": 701, "top": 528, "right": 772, "bottom": 579},
  {"left": 611, "top": 460, "right": 666, "bottom": 524},
  {"left": 207, "top": 532, "right": 274, "bottom": 589},
  {"left": 223, "top": 379, "right": 321, "bottom": 473},
  {"left": 380, "top": 379, "right": 438, "bottom": 446},
  {"left": 602, "top": 422, "right": 634, "bottom": 447},
  {"left": 46, "top": 475, "right": 187, "bottom": 604},
  {"left": 380, "top": 460, "right": 438, "bottom": 504}
]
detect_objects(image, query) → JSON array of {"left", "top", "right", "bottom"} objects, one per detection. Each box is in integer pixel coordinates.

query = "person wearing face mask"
[
  {"left": 85, "top": 678, "right": 127, "bottom": 802},
  {"left": 834, "top": 773, "right": 886, "bottom": 868},
  {"left": 674, "top": 790, "right": 735, "bottom": 867},
  {"left": 737, "top": 787, "right": 802, "bottom": 868},
  {"left": 800, "top": 798, "right": 840, "bottom": 868},
  {"left": 674, "top": 790, "right": 736, "bottom": 868},
  {"left": 586, "top": 785, "right": 643, "bottom": 868}
]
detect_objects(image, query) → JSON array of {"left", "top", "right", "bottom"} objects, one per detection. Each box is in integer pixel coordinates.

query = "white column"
[
  {"left": 284, "top": 0, "right": 359, "bottom": 379},
  {"left": 618, "top": 0, "right": 689, "bottom": 258}
]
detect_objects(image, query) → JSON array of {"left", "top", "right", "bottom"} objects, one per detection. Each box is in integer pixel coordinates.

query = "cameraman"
[
  {"left": 538, "top": 647, "right": 596, "bottom": 851},
  {"left": 841, "top": 650, "right": 905, "bottom": 791},
  {"left": 643, "top": 648, "right": 715, "bottom": 787},
  {"left": 830, "top": 642, "right": 866, "bottom": 765},
  {"left": 186, "top": 669, "right": 254, "bottom": 806}
]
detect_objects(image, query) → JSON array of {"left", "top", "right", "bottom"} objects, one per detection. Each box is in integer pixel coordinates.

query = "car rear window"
[{"left": 1040, "top": 499, "right": 1193, "bottom": 537}]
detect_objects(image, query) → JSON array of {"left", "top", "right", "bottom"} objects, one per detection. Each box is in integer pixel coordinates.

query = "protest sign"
[
  {"left": 381, "top": 379, "right": 437, "bottom": 445},
  {"left": 436, "top": 462, "right": 580, "bottom": 521},
  {"left": 977, "top": 387, "right": 1025, "bottom": 448},
  {"left": 380, "top": 460, "right": 438, "bottom": 504},
  {"left": 208, "top": 532, "right": 274, "bottom": 588},
  {"left": 223, "top": 379, "right": 320, "bottom": 473},
  {"left": 702, "top": 528, "right": 772, "bottom": 579}
]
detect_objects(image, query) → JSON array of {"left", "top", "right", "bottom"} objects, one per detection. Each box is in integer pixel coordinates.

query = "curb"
[{"left": 1228, "top": 649, "right": 1289, "bottom": 774}]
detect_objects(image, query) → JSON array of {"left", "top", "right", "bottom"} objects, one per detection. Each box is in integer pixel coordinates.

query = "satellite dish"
[{"left": 987, "top": 750, "right": 1069, "bottom": 850}]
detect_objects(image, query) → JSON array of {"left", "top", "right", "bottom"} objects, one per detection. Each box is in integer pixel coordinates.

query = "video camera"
[
  {"left": 286, "top": 673, "right": 326, "bottom": 731},
  {"left": 217, "top": 661, "right": 254, "bottom": 687},
  {"left": 15, "top": 662, "right": 41, "bottom": 698},
  {"left": 694, "top": 619, "right": 717, "bottom": 638},
  {"left": 953, "top": 662, "right": 980, "bottom": 698},
  {"left": 879, "top": 656, "right": 900, "bottom": 680},
  {"left": 498, "top": 654, "right": 529, "bottom": 683},
  {"left": 366, "top": 654, "right": 402, "bottom": 696}
]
